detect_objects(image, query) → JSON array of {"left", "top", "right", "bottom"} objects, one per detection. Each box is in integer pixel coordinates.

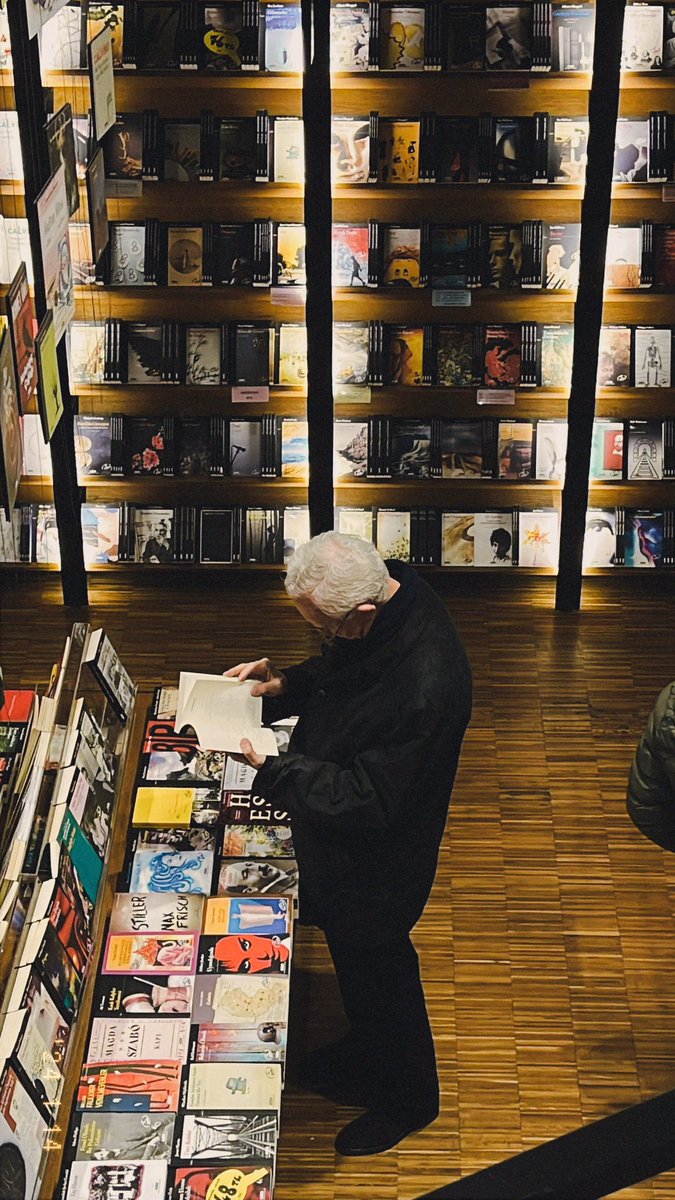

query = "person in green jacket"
[{"left": 627, "top": 681, "right": 675, "bottom": 850}]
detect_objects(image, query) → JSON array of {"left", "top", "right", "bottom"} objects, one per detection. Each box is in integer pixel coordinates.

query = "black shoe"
[{"left": 334, "top": 1107, "right": 439, "bottom": 1156}]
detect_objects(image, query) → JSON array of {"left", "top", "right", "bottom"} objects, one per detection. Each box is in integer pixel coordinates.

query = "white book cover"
[
  {"left": 26, "top": 0, "right": 71, "bottom": 40},
  {"left": 583, "top": 509, "right": 616, "bottom": 568},
  {"left": 110, "top": 892, "right": 205, "bottom": 934},
  {"left": 21, "top": 413, "right": 52, "bottom": 477},
  {"left": 0, "top": 112, "right": 23, "bottom": 180},
  {"left": 87, "top": 1017, "right": 190, "bottom": 1064},
  {"left": 39, "top": 4, "right": 82, "bottom": 68},
  {"left": 535, "top": 420, "right": 568, "bottom": 481},
  {"left": 518, "top": 510, "right": 560, "bottom": 568},
  {"left": 441, "top": 512, "right": 474, "bottom": 566},
  {"left": 36, "top": 165, "right": 73, "bottom": 343},
  {"left": 634, "top": 327, "right": 671, "bottom": 387},
  {"left": 335, "top": 506, "right": 373, "bottom": 541},
  {"left": 185, "top": 1062, "right": 283, "bottom": 1111},
  {"left": 273, "top": 118, "right": 305, "bottom": 183},
  {"left": 176, "top": 672, "right": 278, "bottom": 757},
  {"left": 282, "top": 505, "right": 310, "bottom": 561},
  {"left": 621, "top": 4, "right": 663, "bottom": 70},
  {"left": 192, "top": 974, "right": 290, "bottom": 1025},
  {"left": 473, "top": 511, "right": 514, "bottom": 567},
  {"left": 604, "top": 225, "right": 641, "bottom": 288},
  {"left": 375, "top": 509, "right": 410, "bottom": 560}
]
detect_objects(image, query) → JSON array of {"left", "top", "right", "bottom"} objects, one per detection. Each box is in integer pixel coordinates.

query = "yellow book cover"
[
  {"left": 132, "top": 786, "right": 195, "bottom": 827},
  {"left": 378, "top": 119, "right": 420, "bottom": 184}
]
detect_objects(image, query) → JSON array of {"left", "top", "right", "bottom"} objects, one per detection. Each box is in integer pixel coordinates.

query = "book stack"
[{"left": 56, "top": 685, "right": 297, "bottom": 1198}]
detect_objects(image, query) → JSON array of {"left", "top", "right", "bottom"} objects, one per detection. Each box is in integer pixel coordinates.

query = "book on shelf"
[
  {"left": 181, "top": 1061, "right": 283, "bottom": 1111},
  {"left": 379, "top": 4, "right": 425, "bottom": 70},
  {"left": 46, "top": 103, "right": 80, "bottom": 219},
  {"left": 63, "top": 1110, "right": 176, "bottom": 1162},
  {"left": 85, "top": 1015, "right": 191, "bottom": 1063},
  {"left": 377, "top": 116, "right": 420, "bottom": 183},
  {"left": 621, "top": 3, "right": 663, "bottom": 71},
  {"left": 583, "top": 509, "right": 618, "bottom": 569},
  {"left": 82, "top": 628, "right": 135, "bottom": 723},
  {"left": 166, "top": 1164, "right": 272, "bottom": 1200},
  {"left": 633, "top": 327, "right": 672, "bottom": 387},
  {"left": 109, "top": 892, "right": 205, "bottom": 933},
  {"left": 262, "top": 1, "right": 303, "bottom": 70},
  {"left": 171, "top": 1109, "right": 279, "bottom": 1160},
  {"left": 0, "top": 328, "right": 22, "bottom": 522},
  {"left": 330, "top": 0, "right": 371, "bottom": 70},
  {"left": 485, "top": 4, "right": 532, "bottom": 70},
  {"left": 517, "top": 508, "right": 560, "bottom": 568},
  {"left": 551, "top": 3, "right": 594, "bottom": 72}
]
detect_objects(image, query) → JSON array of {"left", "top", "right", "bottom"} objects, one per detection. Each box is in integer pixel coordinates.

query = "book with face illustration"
[
  {"left": 472, "top": 511, "right": 514, "bottom": 567},
  {"left": 102, "top": 932, "right": 200, "bottom": 975},
  {"left": 197, "top": 928, "right": 292, "bottom": 975},
  {"left": 65, "top": 1110, "right": 176, "bottom": 1162},
  {"left": 128, "top": 849, "right": 215, "bottom": 896},
  {"left": 217, "top": 858, "right": 298, "bottom": 899}
]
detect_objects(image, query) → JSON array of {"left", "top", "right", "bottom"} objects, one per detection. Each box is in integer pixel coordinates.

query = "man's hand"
[
  {"left": 240, "top": 738, "right": 266, "bottom": 769},
  {"left": 223, "top": 658, "right": 287, "bottom": 699}
]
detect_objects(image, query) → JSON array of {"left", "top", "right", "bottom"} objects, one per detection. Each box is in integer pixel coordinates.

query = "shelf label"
[
  {"left": 476, "top": 389, "right": 516, "bottom": 406},
  {"left": 105, "top": 179, "right": 143, "bottom": 198},
  {"left": 432, "top": 289, "right": 471, "bottom": 307},
  {"left": 335, "top": 385, "right": 372, "bottom": 404},
  {"left": 271, "top": 286, "right": 306, "bottom": 306},
  {"left": 231, "top": 386, "right": 270, "bottom": 404}
]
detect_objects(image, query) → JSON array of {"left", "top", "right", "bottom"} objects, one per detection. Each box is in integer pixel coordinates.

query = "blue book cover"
[{"left": 59, "top": 810, "right": 103, "bottom": 903}]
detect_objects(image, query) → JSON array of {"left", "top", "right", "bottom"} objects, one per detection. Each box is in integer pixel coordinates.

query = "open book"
[{"left": 175, "top": 673, "right": 279, "bottom": 757}]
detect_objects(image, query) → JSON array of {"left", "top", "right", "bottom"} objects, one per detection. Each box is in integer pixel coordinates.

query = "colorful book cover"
[
  {"left": 436, "top": 326, "right": 475, "bottom": 388},
  {"left": 172, "top": 1110, "right": 277, "bottom": 1161},
  {"left": 48, "top": 853, "right": 95, "bottom": 976},
  {"left": 128, "top": 849, "right": 215, "bottom": 895},
  {"left": 35, "top": 924, "right": 83, "bottom": 1018},
  {"left": 624, "top": 511, "right": 663, "bottom": 568},
  {"left": 132, "top": 787, "right": 198, "bottom": 828},
  {"left": 110, "top": 893, "right": 205, "bottom": 934},
  {"left": 86, "top": 1017, "right": 190, "bottom": 1064},
  {"left": 92, "top": 973, "right": 195, "bottom": 1019},
  {"left": 280, "top": 419, "right": 309, "bottom": 480},
  {"left": 167, "top": 1164, "right": 272, "bottom": 1200},
  {"left": 203, "top": 896, "right": 293, "bottom": 939},
  {"left": 330, "top": 0, "right": 370, "bottom": 70},
  {"left": 77, "top": 1061, "right": 183, "bottom": 1112},
  {"left": 183, "top": 1063, "right": 282, "bottom": 1111},
  {"left": 497, "top": 420, "right": 533, "bottom": 479},
  {"left": 277, "top": 328, "right": 307, "bottom": 388},
  {"left": 188, "top": 1023, "right": 286, "bottom": 1063},
  {"left": 540, "top": 324, "right": 574, "bottom": 390},
  {"left": 550, "top": 118, "right": 588, "bottom": 184},
  {"left": 383, "top": 226, "right": 421, "bottom": 287},
  {"left": 379, "top": 4, "right": 425, "bottom": 69},
  {"left": 590, "top": 420, "right": 624, "bottom": 480},
  {"left": 217, "top": 858, "right": 298, "bottom": 898},
  {"left": 192, "top": 975, "right": 289, "bottom": 1026},
  {"left": 276, "top": 224, "right": 306, "bottom": 286},
  {"left": 377, "top": 118, "right": 420, "bottom": 183},
  {"left": 332, "top": 223, "right": 369, "bottom": 286},
  {"left": 58, "top": 810, "right": 103, "bottom": 903},
  {"left": 518, "top": 510, "right": 560, "bottom": 568},
  {"left": 483, "top": 325, "right": 521, "bottom": 388},
  {"left": 66, "top": 1110, "right": 175, "bottom": 1161},
  {"left": 102, "top": 932, "right": 199, "bottom": 975},
  {"left": 386, "top": 325, "right": 424, "bottom": 385},
  {"left": 139, "top": 748, "right": 225, "bottom": 787},
  {"left": 197, "top": 931, "right": 291, "bottom": 975}
]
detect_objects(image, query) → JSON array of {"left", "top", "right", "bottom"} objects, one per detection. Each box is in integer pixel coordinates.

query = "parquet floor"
[{"left": 2, "top": 571, "right": 675, "bottom": 1199}]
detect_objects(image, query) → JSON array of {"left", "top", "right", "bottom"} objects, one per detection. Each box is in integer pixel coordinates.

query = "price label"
[
  {"left": 432, "top": 289, "right": 472, "bottom": 307},
  {"left": 231, "top": 386, "right": 270, "bottom": 403},
  {"left": 476, "top": 389, "right": 516, "bottom": 406}
]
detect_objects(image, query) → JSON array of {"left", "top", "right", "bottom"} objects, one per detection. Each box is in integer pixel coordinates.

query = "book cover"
[
  {"left": 0, "top": 329, "right": 22, "bottom": 519},
  {"left": 234, "top": 328, "right": 272, "bottom": 387},
  {"left": 441, "top": 513, "right": 474, "bottom": 566},
  {"left": 497, "top": 420, "right": 533, "bottom": 479},
  {"left": 191, "top": 975, "right": 289, "bottom": 1025},
  {"left": 164, "top": 122, "right": 201, "bottom": 183},
  {"left": 67, "top": 222, "right": 95, "bottom": 285},
  {"left": 272, "top": 117, "right": 305, "bottom": 183},
  {"left": 280, "top": 418, "right": 309, "bottom": 479},
  {"left": 177, "top": 418, "right": 211, "bottom": 476},
  {"left": 624, "top": 510, "right": 663, "bottom": 568},
  {"left": 654, "top": 225, "right": 675, "bottom": 289},
  {"left": 483, "top": 325, "right": 521, "bottom": 387},
  {"left": 66, "top": 1111, "right": 175, "bottom": 1161},
  {"left": 447, "top": 4, "right": 485, "bottom": 70},
  {"left": 332, "top": 223, "right": 369, "bottom": 286},
  {"left": 229, "top": 419, "right": 262, "bottom": 474},
  {"left": 110, "top": 892, "right": 205, "bottom": 934},
  {"left": 133, "top": 508, "right": 175, "bottom": 564},
  {"left": 386, "top": 325, "right": 424, "bottom": 385},
  {"left": 86, "top": 1017, "right": 190, "bottom": 1063},
  {"left": 102, "top": 932, "right": 199, "bottom": 976},
  {"left": 485, "top": 4, "right": 532, "bottom": 69},
  {"left": 87, "top": 2, "right": 125, "bottom": 67},
  {"left": 604, "top": 225, "right": 641, "bottom": 288},
  {"left": 596, "top": 326, "right": 631, "bottom": 387},
  {"left": 282, "top": 506, "right": 310, "bottom": 560},
  {"left": 74, "top": 414, "right": 113, "bottom": 477},
  {"left": 552, "top": 4, "right": 594, "bottom": 71},
  {"left": 19, "top": 412, "right": 51, "bottom": 477},
  {"left": 35, "top": 310, "right": 64, "bottom": 445},
  {"left": 220, "top": 792, "right": 291, "bottom": 825},
  {"left": 331, "top": 116, "right": 371, "bottom": 185},
  {"left": 77, "top": 1061, "right": 183, "bottom": 1112},
  {"left": 275, "top": 224, "right": 306, "bottom": 286},
  {"left": 264, "top": 2, "right": 303, "bottom": 70},
  {"left": 110, "top": 224, "right": 146, "bottom": 286},
  {"left": 185, "top": 326, "right": 222, "bottom": 386},
  {"left": 335, "top": 506, "right": 374, "bottom": 540},
  {"left": 612, "top": 119, "right": 649, "bottom": 183},
  {"left": 204, "top": 896, "right": 291, "bottom": 937},
  {"left": 88, "top": 27, "right": 117, "bottom": 142},
  {"left": 473, "top": 511, "right": 514, "bottom": 567},
  {"left": 550, "top": 118, "right": 588, "bottom": 183},
  {"left": 485, "top": 222, "right": 522, "bottom": 286},
  {"left": 625, "top": 420, "right": 663, "bottom": 480},
  {"left": 220, "top": 119, "right": 257, "bottom": 180},
  {"left": 215, "top": 223, "right": 254, "bottom": 286},
  {"left": 13, "top": 972, "right": 69, "bottom": 1113},
  {"left": 518, "top": 509, "right": 560, "bottom": 568},
  {"left": 375, "top": 509, "right": 411, "bottom": 560},
  {"left": 278, "top": 327, "right": 308, "bottom": 387},
  {"left": 189, "top": 1023, "right": 286, "bottom": 1062},
  {"left": 199, "top": 509, "right": 236, "bottom": 564},
  {"left": 540, "top": 324, "right": 574, "bottom": 389},
  {"left": 583, "top": 509, "right": 617, "bottom": 568},
  {"left": 59, "top": 809, "right": 103, "bottom": 903},
  {"left": 590, "top": 420, "right": 624, "bottom": 480},
  {"left": 492, "top": 119, "right": 531, "bottom": 184},
  {"left": 167, "top": 226, "right": 203, "bottom": 287},
  {"left": 36, "top": 923, "right": 83, "bottom": 1018},
  {"left": 198, "top": 925, "right": 291, "bottom": 974},
  {"left": 436, "top": 326, "right": 475, "bottom": 387},
  {"left": 36, "top": 165, "right": 74, "bottom": 343},
  {"left": 666, "top": 6, "right": 675, "bottom": 70},
  {"left": 377, "top": 118, "right": 420, "bottom": 183},
  {"left": 431, "top": 226, "right": 468, "bottom": 289},
  {"left": 132, "top": 786, "right": 200, "bottom": 827},
  {"left": 0, "top": 1065, "right": 49, "bottom": 1200},
  {"left": 183, "top": 1063, "right": 282, "bottom": 1111},
  {"left": 382, "top": 226, "right": 421, "bottom": 287},
  {"left": 544, "top": 224, "right": 581, "bottom": 290},
  {"left": 139, "top": 747, "right": 225, "bottom": 786},
  {"left": 128, "top": 849, "right": 215, "bottom": 895},
  {"left": 92, "top": 973, "right": 194, "bottom": 1018},
  {"left": 634, "top": 327, "right": 671, "bottom": 387},
  {"left": 333, "top": 322, "right": 369, "bottom": 386},
  {"left": 201, "top": 3, "right": 243, "bottom": 70},
  {"left": 172, "top": 1110, "right": 277, "bottom": 1160},
  {"left": 136, "top": 2, "right": 181, "bottom": 68},
  {"left": 389, "top": 418, "right": 431, "bottom": 478},
  {"left": 81, "top": 505, "right": 120, "bottom": 566},
  {"left": 167, "top": 1165, "right": 272, "bottom": 1200},
  {"left": 436, "top": 116, "right": 480, "bottom": 182},
  {"left": 6, "top": 262, "right": 38, "bottom": 412},
  {"left": 535, "top": 420, "right": 568, "bottom": 481},
  {"left": 621, "top": 4, "right": 663, "bottom": 70},
  {"left": 379, "top": 4, "right": 425, "bottom": 70},
  {"left": 102, "top": 114, "right": 143, "bottom": 182},
  {"left": 333, "top": 420, "right": 368, "bottom": 482},
  {"left": 330, "top": 1, "right": 370, "bottom": 70},
  {"left": 46, "top": 103, "right": 80, "bottom": 218},
  {"left": 48, "top": 851, "right": 95, "bottom": 974},
  {"left": 441, "top": 421, "right": 483, "bottom": 478},
  {"left": 128, "top": 414, "right": 169, "bottom": 468},
  {"left": 68, "top": 321, "right": 106, "bottom": 391}
]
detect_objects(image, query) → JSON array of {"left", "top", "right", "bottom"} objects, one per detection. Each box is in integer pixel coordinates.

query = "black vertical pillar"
[
  {"left": 7, "top": 3, "right": 88, "bottom": 606},
  {"left": 302, "top": 0, "right": 334, "bottom": 535},
  {"left": 555, "top": 0, "right": 626, "bottom": 612}
]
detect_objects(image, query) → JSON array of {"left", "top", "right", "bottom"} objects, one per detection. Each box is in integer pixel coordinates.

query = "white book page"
[{"left": 176, "top": 673, "right": 278, "bottom": 756}]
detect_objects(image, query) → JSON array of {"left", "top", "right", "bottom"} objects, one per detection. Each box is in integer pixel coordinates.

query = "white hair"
[{"left": 284, "top": 531, "right": 390, "bottom": 618}]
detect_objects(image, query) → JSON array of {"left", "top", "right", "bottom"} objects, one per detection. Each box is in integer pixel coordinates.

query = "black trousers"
[{"left": 325, "top": 928, "right": 440, "bottom": 1119}]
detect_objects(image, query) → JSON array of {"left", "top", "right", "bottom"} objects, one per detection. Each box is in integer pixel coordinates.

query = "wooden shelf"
[
  {"left": 73, "top": 288, "right": 306, "bottom": 321},
  {"left": 588, "top": 481, "right": 675, "bottom": 506},
  {"left": 47, "top": 71, "right": 303, "bottom": 118},
  {"left": 107, "top": 182, "right": 303, "bottom": 223},
  {"left": 75, "top": 387, "right": 307, "bottom": 417},
  {"left": 335, "top": 480, "right": 562, "bottom": 508},
  {"left": 81, "top": 478, "right": 308, "bottom": 505}
]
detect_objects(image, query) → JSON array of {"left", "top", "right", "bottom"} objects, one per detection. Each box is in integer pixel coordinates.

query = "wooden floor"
[{"left": 2, "top": 570, "right": 675, "bottom": 1199}]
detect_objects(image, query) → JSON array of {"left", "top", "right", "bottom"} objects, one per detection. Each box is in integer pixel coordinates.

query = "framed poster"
[
  {"left": 88, "top": 27, "right": 117, "bottom": 142},
  {"left": 0, "top": 329, "right": 22, "bottom": 520},
  {"left": 35, "top": 310, "right": 64, "bottom": 443},
  {"left": 36, "top": 164, "right": 74, "bottom": 344}
]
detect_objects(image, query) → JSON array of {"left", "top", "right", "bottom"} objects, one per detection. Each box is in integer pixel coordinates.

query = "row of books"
[
  {"left": 56, "top": 683, "right": 298, "bottom": 1197},
  {"left": 0, "top": 630, "right": 134, "bottom": 1200},
  {"left": 32, "top": 1, "right": 675, "bottom": 77}
]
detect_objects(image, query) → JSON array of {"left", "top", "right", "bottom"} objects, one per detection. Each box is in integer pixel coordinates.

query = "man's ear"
[{"left": 356, "top": 601, "right": 377, "bottom": 614}]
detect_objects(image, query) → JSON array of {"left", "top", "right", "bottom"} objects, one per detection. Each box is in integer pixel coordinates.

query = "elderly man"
[{"left": 227, "top": 532, "right": 472, "bottom": 1156}]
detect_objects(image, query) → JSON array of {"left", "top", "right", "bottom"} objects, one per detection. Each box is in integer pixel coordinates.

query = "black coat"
[
  {"left": 627, "top": 680, "right": 675, "bottom": 851},
  {"left": 255, "top": 561, "right": 472, "bottom": 942}
]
